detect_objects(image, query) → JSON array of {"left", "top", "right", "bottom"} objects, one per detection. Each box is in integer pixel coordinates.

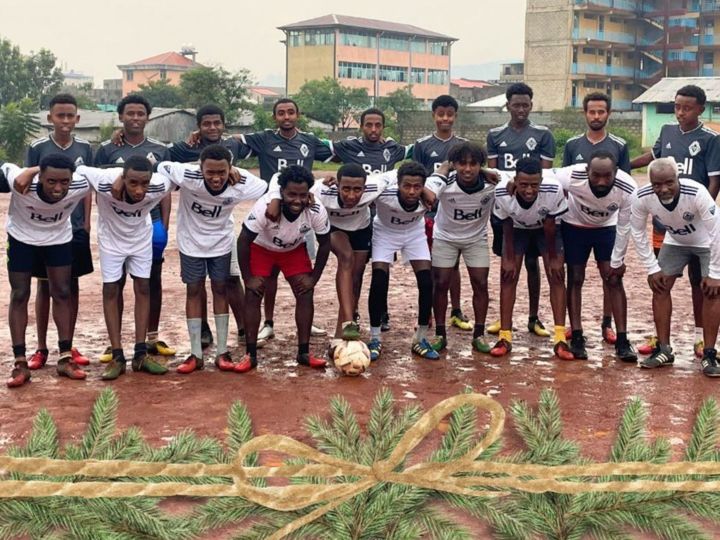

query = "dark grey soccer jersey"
[
  {"left": 240, "top": 129, "right": 333, "bottom": 181},
  {"left": 562, "top": 133, "right": 631, "bottom": 173},
  {"left": 168, "top": 137, "right": 251, "bottom": 164},
  {"left": 651, "top": 123, "right": 720, "bottom": 187},
  {"left": 486, "top": 122, "right": 556, "bottom": 171},
  {"left": 0, "top": 161, "right": 7, "bottom": 193},
  {"left": 331, "top": 137, "right": 409, "bottom": 174},
  {"left": 411, "top": 133, "right": 468, "bottom": 175},
  {"left": 26, "top": 135, "right": 94, "bottom": 232}
]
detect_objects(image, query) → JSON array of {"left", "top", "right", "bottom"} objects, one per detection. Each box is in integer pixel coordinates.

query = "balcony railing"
[
  {"left": 572, "top": 63, "right": 635, "bottom": 77},
  {"left": 572, "top": 28, "right": 636, "bottom": 44},
  {"left": 574, "top": 0, "right": 639, "bottom": 10},
  {"left": 668, "top": 17, "right": 698, "bottom": 29},
  {"left": 699, "top": 34, "right": 717, "bottom": 45},
  {"left": 701, "top": 66, "right": 716, "bottom": 76},
  {"left": 701, "top": 1, "right": 720, "bottom": 13}
]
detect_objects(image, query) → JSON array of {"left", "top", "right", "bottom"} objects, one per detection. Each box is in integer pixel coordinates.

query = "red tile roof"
[
  {"left": 124, "top": 52, "right": 196, "bottom": 68},
  {"left": 451, "top": 78, "right": 494, "bottom": 89}
]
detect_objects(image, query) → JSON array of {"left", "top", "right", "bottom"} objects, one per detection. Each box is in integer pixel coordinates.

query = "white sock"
[
  {"left": 187, "top": 318, "right": 203, "bottom": 358},
  {"left": 695, "top": 327, "right": 704, "bottom": 342},
  {"left": 370, "top": 326, "right": 381, "bottom": 340},
  {"left": 215, "top": 313, "right": 229, "bottom": 355},
  {"left": 415, "top": 325, "right": 428, "bottom": 342}
]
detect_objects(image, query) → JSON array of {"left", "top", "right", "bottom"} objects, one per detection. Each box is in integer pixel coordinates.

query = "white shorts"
[
  {"left": 372, "top": 225, "right": 430, "bottom": 264},
  {"left": 100, "top": 247, "right": 152, "bottom": 283},
  {"left": 432, "top": 237, "right": 489, "bottom": 268},
  {"left": 230, "top": 238, "right": 240, "bottom": 277}
]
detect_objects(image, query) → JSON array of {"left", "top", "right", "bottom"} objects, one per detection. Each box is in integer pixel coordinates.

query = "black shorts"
[
  {"left": 331, "top": 224, "right": 372, "bottom": 252},
  {"left": 504, "top": 227, "right": 563, "bottom": 257},
  {"left": 30, "top": 230, "right": 94, "bottom": 279},
  {"left": 561, "top": 222, "right": 616, "bottom": 266},
  {"left": 491, "top": 215, "right": 539, "bottom": 258},
  {"left": 7, "top": 234, "right": 73, "bottom": 274}
]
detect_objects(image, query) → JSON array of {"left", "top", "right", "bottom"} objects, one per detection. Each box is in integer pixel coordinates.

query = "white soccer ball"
[{"left": 333, "top": 340, "right": 371, "bottom": 377}]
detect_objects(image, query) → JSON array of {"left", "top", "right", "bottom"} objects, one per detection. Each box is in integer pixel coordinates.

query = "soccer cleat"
[
  {"left": 553, "top": 341, "right": 575, "bottom": 361},
  {"left": 569, "top": 335, "right": 588, "bottom": 360},
  {"left": 57, "top": 360, "right": 87, "bottom": 380},
  {"left": 411, "top": 339, "right": 440, "bottom": 360},
  {"left": 101, "top": 358, "right": 126, "bottom": 381},
  {"left": 258, "top": 323, "right": 275, "bottom": 342},
  {"left": 27, "top": 350, "right": 48, "bottom": 370},
  {"left": 201, "top": 321, "right": 214, "bottom": 349},
  {"left": 6, "top": 363, "right": 31, "bottom": 388},
  {"left": 528, "top": 319, "right": 551, "bottom": 338},
  {"left": 565, "top": 328, "right": 572, "bottom": 340},
  {"left": 132, "top": 354, "right": 168, "bottom": 375},
  {"left": 381, "top": 313, "right": 391, "bottom": 332},
  {"left": 640, "top": 344, "right": 674, "bottom": 369},
  {"left": 256, "top": 338, "right": 267, "bottom": 349},
  {"left": 487, "top": 320, "right": 501, "bottom": 335},
  {"left": 450, "top": 314, "right": 473, "bottom": 331},
  {"left": 490, "top": 339, "right": 512, "bottom": 357},
  {"left": 431, "top": 335, "right": 447, "bottom": 352},
  {"left": 215, "top": 352, "right": 235, "bottom": 372},
  {"left": 147, "top": 340, "right": 176, "bottom": 356},
  {"left": 341, "top": 322, "right": 361, "bottom": 341},
  {"left": 297, "top": 352, "right": 327, "bottom": 368},
  {"left": 701, "top": 349, "right": 720, "bottom": 377},
  {"left": 71, "top": 347, "right": 90, "bottom": 366},
  {"left": 311, "top": 324, "right": 327, "bottom": 337},
  {"left": 177, "top": 354, "right": 203, "bottom": 374},
  {"left": 367, "top": 338, "right": 382, "bottom": 361},
  {"left": 694, "top": 340, "right": 704, "bottom": 359},
  {"left": 472, "top": 336, "right": 492, "bottom": 354},
  {"left": 615, "top": 341, "right": 638, "bottom": 363},
  {"left": 602, "top": 325, "right": 617, "bottom": 345},
  {"left": 99, "top": 346, "right": 113, "bottom": 363},
  {"left": 637, "top": 336, "right": 657, "bottom": 356},
  {"left": 234, "top": 353, "right": 257, "bottom": 373}
]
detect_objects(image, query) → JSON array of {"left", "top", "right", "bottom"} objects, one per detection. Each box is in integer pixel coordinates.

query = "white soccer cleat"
[
  {"left": 258, "top": 323, "right": 275, "bottom": 341},
  {"left": 311, "top": 324, "right": 328, "bottom": 337}
]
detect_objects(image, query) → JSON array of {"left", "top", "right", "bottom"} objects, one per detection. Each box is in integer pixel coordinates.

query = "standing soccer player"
[
  {"left": 237, "top": 165, "right": 332, "bottom": 372},
  {"left": 631, "top": 85, "right": 720, "bottom": 358},
  {"left": 3, "top": 157, "right": 90, "bottom": 387},
  {"left": 486, "top": 83, "right": 555, "bottom": 338},
  {"left": 628, "top": 157, "right": 720, "bottom": 376},
  {"left": 25, "top": 93, "right": 93, "bottom": 370}
]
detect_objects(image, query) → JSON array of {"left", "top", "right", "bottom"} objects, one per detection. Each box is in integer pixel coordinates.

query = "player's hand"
[
  {"left": 436, "top": 161, "right": 451, "bottom": 177},
  {"left": 111, "top": 129, "right": 125, "bottom": 146},
  {"left": 503, "top": 180, "right": 516, "bottom": 195},
  {"left": 482, "top": 168, "right": 501, "bottom": 185},
  {"left": 291, "top": 274, "right": 315, "bottom": 296},
  {"left": 606, "top": 264, "right": 626, "bottom": 285},
  {"left": 228, "top": 168, "right": 245, "bottom": 186},
  {"left": 548, "top": 257, "right": 565, "bottom": 282},
  {"left": 647, "top": 271, "right": 669, "bottom": 294},
  {"left": 701, "top": 277, "right": 720, "bottom": 298},
  {"left": 421, "top": 188, "right": 436, "bottom": 211},
  {"left": 309, "top": 192, "right": 316, "bottom": 206},
  {"left": 322, "top": 175, "right": 337, "bottom": 187},
  {"left": 14, "top": 166, "right": 39, "bottom": 194},
  {"left": 265, "top": 198, "right": 281, "bottom": 222},
  {"left": 186, "top": 130, "right": 201, "bottom": 147},
  {"left": 111, "top": 174, "right": 125, "bottom": 201},
  {"left": 244, "top": 276, "right": 266, "bottom": 297},
  {"left": 501, "top": 258, "right": 517, "bottom": 282}
]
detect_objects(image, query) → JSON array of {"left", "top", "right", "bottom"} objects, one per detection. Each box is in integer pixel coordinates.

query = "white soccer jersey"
[
  {"left": 244, "top": 193, "right": 330, "bottom": 252},
  {"left": 2, "top": 163, "right": 89, "bottom": 246},
  {"left": 494, "top": 176, "right": 568, "bottom": 229},
  {"left": 426, "top": 172, "right": 496, "bottom": 242},
  {"left": 157, "top": 161, "right": 267, "bottom": 257},
  {"left": 311, "top": 174, "right": 390, "bottom": 231},
  {"left": 629, "top": 179, "right": 720, "bottom": 278},
  {"left": 76, "top": 166, "right": 172, "bottom": 255},
  {"left": 373, "top": 170, "right": 426, "bottom": 235}
]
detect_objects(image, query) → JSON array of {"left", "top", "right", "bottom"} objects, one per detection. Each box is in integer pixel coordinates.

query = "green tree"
[
  {"left": 180, "top": 66, "right": 253, "bottom": 123},
  {"left": 26, "top": 49, "right": 64, "bottom": 108},
  {"left": 294, "top": 77, "right": 370, "bottom": 130},
  {"left": 377, "top": 85, "right": 420, "bottom": 116},
  {"left": 0, "top": 38, "right": 63, "bottom": 108},
  {"left": 0, "top": 99, "right": 42, "bottom": 162},
  {"left": 137, "top": 79, "right": 186, "bottom": 108},
  {"left": 250, "top": 103, "right": 274, "bottom": 131}
]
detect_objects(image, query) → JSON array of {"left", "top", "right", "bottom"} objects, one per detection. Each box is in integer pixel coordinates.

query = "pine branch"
[
  {"left": 537, "top": 389, "right": 563, "bottom": 441},
  {"left": 685, "top": 398, "right": 720, "bottom": 462},
  {"left": 76, "top": 388, "right": 119, "bottom": 460}
]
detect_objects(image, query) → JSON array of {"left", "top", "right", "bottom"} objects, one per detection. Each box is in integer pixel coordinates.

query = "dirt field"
[{"left": 0, "top": 176, "right": 716, "bottom": 465}]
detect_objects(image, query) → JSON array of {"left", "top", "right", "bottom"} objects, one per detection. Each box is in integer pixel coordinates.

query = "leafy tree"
[
  {"left": 250, "top": 103, "right": 274, "bottom": 131},
  {"left": 377, "top": 85, "right": 420, "bottom": 116},
  {"left": 180, "top": 66, "right": 253, "bottom": 123},
  {"left": 26, "top": 49, "right": 64, "bottom": 108},
  {"left": 294, "top": 77, "right": 370, "bottom": 130},
  {"left": 137, "top": 79, "right": 186, "bottom": 109},
  {"left": 0, "top": 99, "right": 41, "bottom": 162},
  {"left": 0, "top": 38, "right": 63, "bottom": 108}
]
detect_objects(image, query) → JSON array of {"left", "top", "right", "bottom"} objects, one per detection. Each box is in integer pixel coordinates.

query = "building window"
[
  {"left": 160, "top": 69, "right": 167, "bottom": 80},
  {"left": 126, "top": 70, "right": 133, "bottom": 81},
  {"left": 379, "top": 64, "right": 407, "bottom": 82},
  {"left": 582, "top": 47, "right": 595, "bottom": 54},
  {"left": 380, "top": 35, "right": 409, "bottom": 51},
  {"left": 410, "top": 67, "right": 425, "bottom": 83},
  {"left": 427, "top": 69, "right": 448, "bottom": 85},
  {"left": 340, "top": 31, "right": 377, "bottom": 48},
  {"left": 428, "top": 41, "right": 448, "bottom": 55},
  {"left": 656, "top": 103, "right": 675, "bottom": 114},
  {"left": 410, "top": 40, "right": 426, "bottom": 53},
  {"left": 304, "top": 30, "right": 335, "bottom": 46},
  {"left": 288, "top": 31, "right": 301, "bottom": 47},
  {"left": 338, "top": 61, "right": 375, "bottom": 80}
]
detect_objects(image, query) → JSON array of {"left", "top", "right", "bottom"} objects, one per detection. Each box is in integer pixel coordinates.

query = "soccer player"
[
  {"left": 490, "top": 158, "right": 573, "bottom": 360},
  {"left": 631, "top": 85, "right": 720, "bottom": 358},
  {"left": 156, "top": 145, "right": 268, "bottom": 374},
  {"left": 366, "top": 162, "right": 438, "bottom": 361},
  {"left": 3, "top": 156, "right": 90, "bottom": 387},
  {"left": 553, "top": 151, "right": 637, "bottom": 361},
  {"left": 237, "top": 165, "right": 332, "bottom": 372},
  {"left": 424, "top": 142, "right": 495, "bottom": 353},
  {"left": 76, "top": 157, "right": 172, "bottom": 379},
  {"left": 628, "top": 157, "right": 720, "bottom": 376},
  {"left": 486, "top": 83, "right": 555, "bottom": 338},
  {"left": 25, "top": 93, "right": 93, "bottom": 370},
  {"left": 94, "top": 94, "right": 174, "bottom": 361},
  {"left": 562, "top": 92, "right": 631, "bottom": 345}
]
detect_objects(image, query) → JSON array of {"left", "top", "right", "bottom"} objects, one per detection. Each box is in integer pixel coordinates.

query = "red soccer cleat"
[
  {"left": 490, "top": 339, "right": 512, "bottom": 357},
  {"left": 297, "top": 353, "right": 327, "bottom": 369},
  {"left": 234, "top": 354, "right": 257, "bottom": 373},
  {"left": 215, "top": 352, "right": 235, "bottom": 372},
  {"left": 71, "top": 347, "right": 90, "bottom": 366},
  {"left": 553, "top": 341, "right": 575, "bottom": 361},
  {"left": 601, "top": 326, "right": 617, "bottom": 345},
  {"left": 6, "top": 363, "right": 31, "bottom": 388},
  {"left": 637, "top": 336, "right": 657, "bottom": 356},
  {"left": 28, "top": 350, "right": 48, "bottom": 370},
  {"left": 565, "top": 328, "right": 572, "bottom": 341},
  {"left": 57, "top": 361, "right": 87, "bottom": 380},
  {"left": 177, "top": 354, "right": 203, "bottom": 374}
]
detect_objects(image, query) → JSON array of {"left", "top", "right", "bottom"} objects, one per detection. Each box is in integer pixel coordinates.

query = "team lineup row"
[{"left": 2, "top": 82, "right": 719, "bottom": 387}]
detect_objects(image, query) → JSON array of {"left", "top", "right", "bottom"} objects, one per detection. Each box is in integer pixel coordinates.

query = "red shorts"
[
  {"left": 425, "top": 216, "right": 434, "bottom": 250},
  {"left": 652, "top": 229, "right": 665, "bottom": 251},
  {"left": 250, "top": 243, "right": 312, "bottom": 278}
]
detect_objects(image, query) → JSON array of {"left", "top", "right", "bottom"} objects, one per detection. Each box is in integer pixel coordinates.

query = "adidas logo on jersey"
[
  {"left": 430, "top": 151, "right": 439, "bottom": 157},
  {"left": 273, "top": 145, "right": 282, "bottom": 152},
  {"left": 499, "top": 141, "right": 508, "bottom": 147},
  {"left": 666, "top": 142, "right": 672, "bottom": 149},
  {"left": 74, "top": 157, "right": 85, "bottom": 166},
  {"left": 576, "top": 154, "right": 583, "bottom": 161},
  {"left": 357, "top": 151, "right": 365, "bottom": 157}
]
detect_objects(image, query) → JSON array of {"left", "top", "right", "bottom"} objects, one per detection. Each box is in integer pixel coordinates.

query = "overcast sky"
[{"left": 2, "top": 0, "right": 526, "bottom": 86}]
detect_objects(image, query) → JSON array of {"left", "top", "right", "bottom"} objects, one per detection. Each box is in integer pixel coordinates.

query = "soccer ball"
[{"left": 333, "top": 340, "right": 371, "bottom": 377}]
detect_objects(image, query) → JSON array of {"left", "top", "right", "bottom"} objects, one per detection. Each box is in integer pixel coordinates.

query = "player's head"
[
  {"left": 47, "top": 94, "right": 79, "bottom": 135},
  {"left": 514, "top": 157, "right": 543, "bottom": 203},
  {"left": 117, "top": 94, "right": 151, "bottom": 137},
  {"left": 200, "top": 144, "right": 233, "bottom": 191},
  {"left": 278, "top": 164, "right": 314, "bottom": 216},
  {"left": 431, "top": 95, "right": 458, "bottom": 133},
  {"left": 674, "top": 85, "right": 706, "bottom": 129},
  {"left": 448, "top": 142, "right": 486, "bottom": 186},
  {"left": 396, "top": 161, "right": 427, "bottom": 207},
  {"left": 122, "top": 155, "right": 153, "bottom": 203},
  {"left": 360, "top": 108, "right": 385, "bottom": 143},
  {"left": 648, "top": 157, "right": 680, "bottom": 204},
  {"left": 587, "top": 149, "right": 618, "bottom": 195},
  {"left": 582, "top": 92, "right": 611, "bottom": 132},
  {"left": 38, "top": 153, "right": 75, "bottom": 202},
  {"left": 336, "top": 163, "right": 367, "bottom": 208},
  {"left": 273, "top": 98, "right": 300, "bottom": 131},
  {"left": 196, "top": 104, "right": 226, "bottom": 142},
  {"left": 506, "top": 83, "right": 533, "bottom": 123}
]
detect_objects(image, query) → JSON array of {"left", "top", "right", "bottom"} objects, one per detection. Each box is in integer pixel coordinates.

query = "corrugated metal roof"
[
  {"left": 467, "top": 93, "right": 507, "bottom": 109},
  {"left": 34, "top": 108, "right": 195, "bottom": 128},
  {"left": 633, "top": 77, "right": 720, "bottom": 104},
  {"left": 278, "top": 14, "right": 456, "bottom": 41}
]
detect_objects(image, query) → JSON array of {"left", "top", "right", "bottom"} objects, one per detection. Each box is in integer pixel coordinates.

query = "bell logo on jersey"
[
  {"left": 146, "top": 152, "right": 158, "bottom": 165},
  {"left": 683, "top": 211, "right": 695, "bottom": 222},
  {"left": 580, "top": 204, "right": 609, "bottom": 218},
  {"left": 31, "top": 211, "right": 63, "bottom": 223},
  {"left": 526, "top": 138, "right": 537, "bottom": 151},
  {"left": 677, "top": 157, "right": 694, "bottom": 177},
  {"left": 272, "top": 236, "right": 301, "bottom": 249},
  {"left": 383, "top": 149, "right": 391, "bottom": 162},
  {"left": 503, "top": 153, "right": 530, "bottom": 170},
  {"left": 362, "top": 164, "right": 388, "bottom": 174},
  {"left": 278, "top": 158, "right": 305, "bottom": 170},
  {"left": 300, "top": 144, "right": 309, "bottom": 158},
  {"left": 607, "top": 203, "right": 619, "bottom": 212},
  {"left": 689, "top": 141, "right": 701, "bottom": 157},
  {"left": 390, "top": 215, "right": 421, "bottom": 225},
  {"left": 453, "top": 208, "right": 483, "bottom": 221},
  {"left": 190, "top": 201, "right": 221, "bottom": 218},
  {"left": 665, "top": 222, "right": 696, "bottom": 236},
  {"left": 112, "top": 205, "right": 141, "bottom": 218}
]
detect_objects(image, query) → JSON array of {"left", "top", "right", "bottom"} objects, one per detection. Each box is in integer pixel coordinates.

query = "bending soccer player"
[
  {"left": 77, "top": 158, "right": 172, "bottom": 379},
  {"left": 156, "top": 145, "right": 268, "bottom": 373},
  {"left": 628, "top": 157, "right": 720, "bottom": 376},
  {"left": 237, "top": 165, "right": 332, "bottom": 372},
  {"left": 3, "top": 157, "right": 90, "bottom": 387},
  {"left": 491, "top": 158, "right": 573, "bottom": 360}
]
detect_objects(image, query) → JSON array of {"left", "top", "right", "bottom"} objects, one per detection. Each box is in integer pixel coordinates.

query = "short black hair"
[
  {"left": 582, "top": 92, "right": 611, "bottom": 111},
  {"left": 39, "top": 153, "right": 76, "bottom": 173},
  {"left": 278, "top": 164, "right": 314, "bottom": 190},
  {"left": 123, "top": 156, "right": 153, "bottom": 176},
  {"left": 49, "top": 93, "right": 78, "bottom": 110},
  {"left": 397, "top": 161, "right": 427, "bottom": 184},
  {"left": 118, "top": 94, "right": 152, "bottom": 115},
  {"left": 337, "top": 163, "right": 367, "bottom": 182},
  {"left": 515, "top": 157, "right": 543, "bottom": 176},
  {"left": 448, "top": 142, "right": 487, "bottom": 165},
  {"left": 431, "top": 94, "right": 458, "bottom": 112},
  {"left": 200, "top": 144, "right": 233, "bottom": 164},
  {"left": 588, "top": 149, "right": 618, "bottom": 168},
  {"left": 196, "top": 104, "right": 225, "bottom": 126},
  {"left": 506, "top": 83, "right": 533, "bottom": 101},
  {"left": 676, "top": 85, "right": 706, "bottom": 106},
  {"left": 360, "top": 107, "right": 385, "bottom": 126},
  {"left": 273, "top": 98, "right": 299, "bottom": 115}
]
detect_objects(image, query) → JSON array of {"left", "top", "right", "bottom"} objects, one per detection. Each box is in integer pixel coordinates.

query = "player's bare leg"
[
  {"left": 331, "top": 232, "right": 359, "bottom": 340},
  {"left": 525, "top": 256, "right": 548, "bottom": 336},
  {"left": 601, "top": 281, "right": 616, "bottom": 343},
  {"left": 227, "top": 276, "right": 245, "bottom": 340},
  {"left": 689, "top": 258, "right": 705, "bottom": 357},
  {"left": 146, "top": 260, "right": 175, "bottom": 356},
  {"left": 449, "top": 264, "right": 471, "bottom": 330},
  {"left": 701, "top": 285, "right": 720, "bottom": 376},
  {"left": 599, "top": 261, "right": 636, "bottom": 362},
  {"left": 352, "top": 251, "right": 369, "bottom": 321},
  {"left": 567, "top": 263, "right": 588, "bottom": 359},
  {"left": 540, "top": 252, "right": 573, "bottom": 361},
  {"left": 431, "top": 266, "right": 453, "bottom": 350},
  {"left": 7, "top": 271, "right": 32, "bottom": 387},
  {"left": 367, "top": 262, "right": 390, "bottom": 361},
  {"left": 287, "top": 273, "right": 326, "bottom": 368},
  {"left": 465, "top": 266, "right": 490, "bottom": 354},
  {"left": 200, "top": 286, "right": 213, "bottom": 348},
  {"left": 177, "top": 281, "right": 205, "bottom": 374},
  {"left": 210, "top": 278, "right": 232, "bottom": 371},
  {"left": 47, "top": 265, "right": 85, "bottom": 380},
  {"left": 258, "top": 269, "right": 280, "bottom": 345},
  {"left": 35, "top": 280, "right": 50, "bottom": 351},
  {"left": 640, "top": 274, "right": 679, "bottom": 370}
]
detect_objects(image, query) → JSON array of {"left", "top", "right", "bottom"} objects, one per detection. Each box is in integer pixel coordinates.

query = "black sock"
[
  {"left": 112, "top": 348, "right": 125, "bottom": 361},
  {"left": 602, "top": 316, "right": 612, "bottom": 328},
  {"left": 528, "top": 315, "right": 538, "bottom": 324},
  {"left": 238, "top": 328, "right": 245, "bottom": 337},
  {"left": 12, "top": 344, "right": 26, "bottom": 358},
  {"left": 58, "top": 340, "right": 72, "bottom": 353},
  {"left": 436, "top": 326, "right": 447, "bottom": 338},
  {"left": 134, "top": 342, "right": 147, "bottom": 357},
  {"left": 369, "top": 268, "right": 390, "bottom": 327},
  {"left": 298, "top": 343, "right": 310, "bottom": 356},
  {"left": 38, "top": 348, "right": 49, "bottom": 355},
  {"left": 572, "top": 330, "right": 584, "bottom": 341},
  {"left": 451, "top": 308, "right": 462, "bottom": 318},
  {"left": 264, "top": 319, "right": 274, "bottom": 328},
  {"left": 616, "top": 332, "right": 628, "bottom": 346},
  {"left": 415, "top": 269, "right": 433, "bottom": 327},
  {"left": 474, "top": 324, "right": 485, "bottom": 339},
  {"left": 246, "top": 343, "right": 257, "bottom": 357}
]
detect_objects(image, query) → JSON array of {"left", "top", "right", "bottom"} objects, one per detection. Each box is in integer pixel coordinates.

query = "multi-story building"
[
  {"left": 278, "top": 14, "right": 456, "bottom": 102},
  {"left": 525, "top": 0, "right": 720, "bottom": 111},
  {"left": 117, "top": 48, "right": 199, "bottom": 97}
]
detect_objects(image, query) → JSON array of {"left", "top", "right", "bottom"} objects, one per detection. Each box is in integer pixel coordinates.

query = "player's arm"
[
  {"left": 631, "top": 134, "right": 660, "bottom": 169},
  {"left": 7, "top": 164, "right": 40, "bottom": 195},
  {"left": 629, "top": 196, "right": 666, "bottom": 292},
  {"left": 314, "top": 137, "right": 336, "bottom": 163},
  {"left": 540, "top": 131, "right": 556, "bottom": 169},
  {"left": 486, "top": 132, "right": 498, "bottom": 169},
  {"left": 83, "top": 193, "right": 92, "bottom": 233},
  {"left": 705, "top": 135, "right": 720, "bottom": 199},
  {"left": 561, "top": 140, "right": 572, "bottom": 168},
  {"left": 543, "top": 216, "right": 563, "bottom": 281},
  {"left": 500, "top": 218, "right": 517, "bottom": 282},
  {"left": 698, "top": 191, "right": 720, "bottom": 296},
  {"left": 609, "top": 192, "right": 633, "bottom": 277},
  {"left": 159, "top": 194, "right": 172, "bottom": 230},
  {"left": 307, "top": 206, "right": 332, "bottom": 289}
]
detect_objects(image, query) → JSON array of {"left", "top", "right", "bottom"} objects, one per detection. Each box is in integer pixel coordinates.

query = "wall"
[
  {"left": 642, "top": 103, "right": 720, "bottom": 147},
  {"left": 122, "top": 69, "right": 184, "bottom": 96},
  {"left": 287, "top": 45, "right": 335, "bottom": 94}
]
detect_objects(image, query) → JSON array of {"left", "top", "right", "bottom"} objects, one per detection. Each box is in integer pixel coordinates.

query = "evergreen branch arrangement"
[{"left": 1, "top": 387, "right": 720, "bottom": 539}]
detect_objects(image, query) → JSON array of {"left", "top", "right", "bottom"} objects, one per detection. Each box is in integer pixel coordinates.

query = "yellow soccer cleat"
[
  {"left": 487, "top": 320, "right": 501, "bottom": 335},
  {"left": 449, "top": 314, "right": 473, "bottom": 331},
  {"left": 528, "top": 319, "right": 551, "bottom": 338},
  {"left": 147, "top": 340, "right": 176, "bottom": 356},
  {"left": 99, "top": 346, "right": 112, "bottom": 363}
]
